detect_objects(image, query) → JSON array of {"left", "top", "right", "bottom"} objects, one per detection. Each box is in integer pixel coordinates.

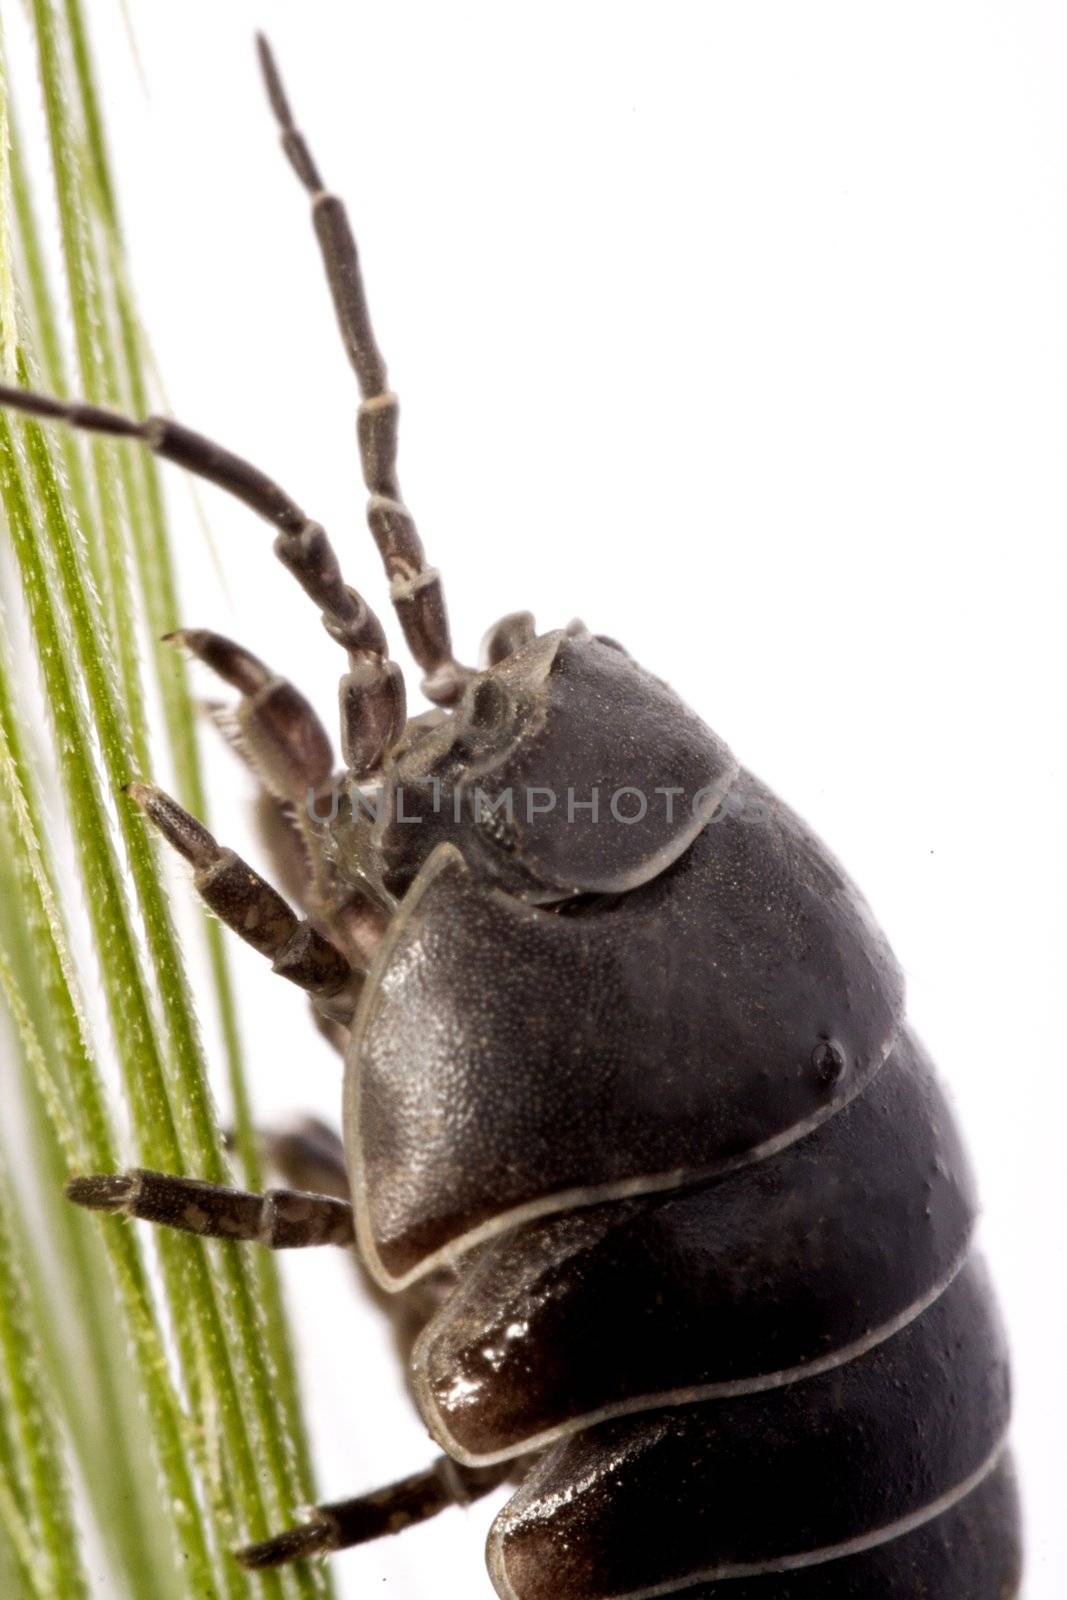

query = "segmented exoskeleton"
[{"left": 1, "top": 35, "right": 1021, "bottom": 1600}]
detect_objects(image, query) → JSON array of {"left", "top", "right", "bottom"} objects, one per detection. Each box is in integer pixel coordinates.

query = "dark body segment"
[
  {"left": 413, "top": 1030, "right": 977, "bottom": 1462},
  {"left": 487, "top": 1257, "right": 1010, "bottom": 1600},
  {"left": 651, "top": 1455, "right": 1022, "bottom": 1600},
  {"left": 348, "top": 757, "right": 904, "bottom": 1287},
  {"left": 375, "top": 632, "right": 740, "bottom": 900}
]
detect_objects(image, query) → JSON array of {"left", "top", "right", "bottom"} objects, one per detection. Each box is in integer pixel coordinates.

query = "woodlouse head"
[{"left": 360, "top": 624, "right": 737, "bottom": 906}]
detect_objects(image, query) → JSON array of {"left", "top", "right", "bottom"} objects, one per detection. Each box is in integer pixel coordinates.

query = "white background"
[{"left": 7, "top": 2, "right": 1066, "bottom": 1595}]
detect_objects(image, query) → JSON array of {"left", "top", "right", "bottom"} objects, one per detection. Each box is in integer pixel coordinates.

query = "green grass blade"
[
  {"left": 28, "top": 0, "right": 150, "bottom": 771},
  {"left": 0, "top": 1471, "right": 47, "bottom": 1600},
  {"left": 0, "top": 478, "right": 225, "bottom": 1600},
  {"left": 0, "top": 731, "right": 181, "bottom": 1600},
  {"left": 4, "top": 99, "right": 100, "bottom": 591},
  {"left": 0, "top": 385, "right": 267, "bottom": 1600},
  {"left": 44, "top": 5, "right": 329, "bottom": 1586},
  {"left": 0, "top": 1077, "right": 90, "bottom": 1600},
  {"left": 63, "top": 0, "right": 326, "bottom": 1540},
  {"left": 0, "top": 6, "right": 334, "bottom": 1594}
]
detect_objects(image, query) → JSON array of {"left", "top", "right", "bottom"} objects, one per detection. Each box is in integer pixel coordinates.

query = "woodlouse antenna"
[
  {"left": 0, "top": 380, "right": 408, "bottom": 781},
  {"left": 256, "top": 32, "right": 473, "bottom": 707},
  {"left": 0, "top": 384, "right": 380, "bottom": 647}
]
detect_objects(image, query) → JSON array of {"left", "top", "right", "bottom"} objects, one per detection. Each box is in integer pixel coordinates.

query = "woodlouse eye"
[{"left": 465, "top": 674, "right": 512, "bottom": 732}]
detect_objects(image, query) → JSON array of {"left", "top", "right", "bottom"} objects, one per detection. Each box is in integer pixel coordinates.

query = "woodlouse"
[{"left": 0, "top": 31, "right": 1022, "bottom": 1599}]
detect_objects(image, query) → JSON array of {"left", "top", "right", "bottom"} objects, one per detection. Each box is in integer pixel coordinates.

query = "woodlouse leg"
[
  {"left": 171, "top": 627, "right": 343, "bottom": 961},
  {"left": 0, "top": 382, "right": 408, "bottom": 781},
  {"left": 205, "top": 704, "right": 329, "bottom": 918},
  {"left": 259, "top": 1116, "right": 350, "bottom": 1200},
  {"left": 65, "top": 1169, "right": 353, "bottom": 1248},
  {"left": 64, "top": 1176, "right": 498, "bottom": 1566},
  {"left": 256, "top": 34, "right": 473, "bottom": 708},
  {"left": 127, "top": 781, "right": 360, "bottom": 1020},
  {"left": 236, "top": 1458, "right": 509, "bottom": 1569},
  {"left": 253, "top": 1115, "right": 452, "bottom": 1389},
  {"left": 247, "top": 788, "right": 322, "bottom": 912},
  {"left": 167, "top": 628, "right": 334, "bottom": 806},
  {"left": 205, "top": 750, "right": 386, "bottom": 1009},
  {"left": 307, "top": 1001, "right": 351, "bottom": 1056},
  {"left": 168, "top": 627, "right": 387, "bottom": 978}
]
